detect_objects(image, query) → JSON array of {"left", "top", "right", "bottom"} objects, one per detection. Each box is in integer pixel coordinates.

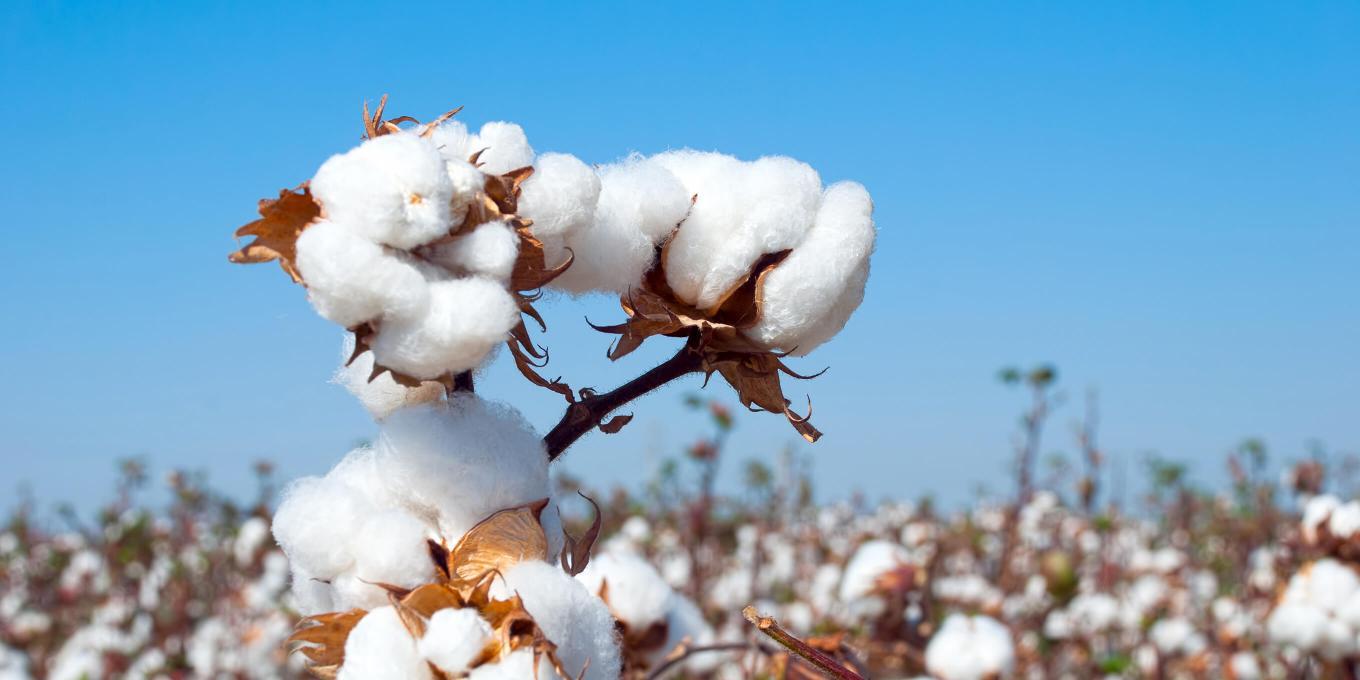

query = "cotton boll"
[
  {"left": 1302, "top": 494, "right": 1340, "bottom": 544},
  {"left": 428, "top": 120, "right": 474, "bottom": 164},
  {"left": 335, "top": 337, "right": 444, "bottom": 420},
  {"left": 332, "top": 572, "right": 392, "bottom": 611},
  {"left": 327, "top": 446, "right": 401, "bottom": 511},
  {"left": 288, "top": 567, "right": 336, "bottom": 616},
  {"left": 295, "top": 221, "right": 430, "bottom": 328},
  {"left": 369, "top": 277, "right": 520, "bottom": 379},
  {"left": 467, "top": 649, "right": 546, "bottom": 680},
  {"left": 552, "top": 155, "right": 691, "bottom": 294},
  {"left": 650, "top": 148, "right": 743, "bottom": 193},
  {"left": 1268, "top": 603, "right": 1325, "bottom": 650},
  {"left": 924, "top": 614, "right": 1015, "bottom": 680},
  {"left": 311, "top": 133, "right": 454, "bottom": 250},
  {"left": 839, "top": 540, "right": 911, "bottom": 602},
  {"left": 576, "top": 552, "right": 675, "bottom": 631},
  {"left": 337, "top": 606, "right": 433, "bottom": 680},
  {"left": 1329, "top": 501, "right": 1360, "bottom": 539},
  {"left": 427, "top": 221, "right": 520, "bottom": 283},
  {"left": 661, "top": 154, "right": 822, "bottom": 310},
  {"left": 419, "top": 608, "right": 493, "bottom": 675},
  {"left": 272, "top": 476, "right": 372, "bottom": 580},
  {"left": 374, "top": 397, "right": 551, "bottom": 545},
  {"left": 351, "top": 510, "right": 436, "bottom": 591},
  {"left": 471, "top": 122, "right": 535, "bottom": 175},
  {"left": 517, "top": 153, "right": 601, "bottom": 268},
  {"left": 746, "top": 182, "right": 875, "bottom": 355},
  {"left": 496, "top": 561, "right": 621, "bottom": 680},
  {"left": 446, "top": 159, "right": 486, "bottom": 230}
]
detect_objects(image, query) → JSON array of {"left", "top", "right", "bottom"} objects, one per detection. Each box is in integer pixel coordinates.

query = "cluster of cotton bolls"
[
  {"left": 270, "top": 395, "right": 561, "bottom": 614},
  {"left": 1266, "top": 497, "right": 1360, "bottom": 666}
]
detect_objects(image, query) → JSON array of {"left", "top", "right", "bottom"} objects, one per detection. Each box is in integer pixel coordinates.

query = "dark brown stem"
[
  {"left": 544, "top": 342, "right": 705, "bottom": 461},
  {"left": 646, "top": 643, "right": 764, "bottom": 680},
  {"left": 742, "top": 606, "right": 865, "bottom": 680}
]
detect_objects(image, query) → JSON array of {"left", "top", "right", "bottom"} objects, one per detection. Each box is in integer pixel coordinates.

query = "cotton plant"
[{"left": 227, "top": 97, "right": 877, "bottom": 679}]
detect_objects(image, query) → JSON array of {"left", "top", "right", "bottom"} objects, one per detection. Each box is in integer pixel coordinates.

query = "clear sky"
[{"left": 1, "top": 1, "right": 1356, "bottom": 514}]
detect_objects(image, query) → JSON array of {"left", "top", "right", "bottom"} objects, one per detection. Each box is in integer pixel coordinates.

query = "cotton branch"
[
  {"left": 741, "top": 606, "right": 865, "bottom": 680},
  {"left": 543, "top": 340, "right": 705, "bottom": 461}
]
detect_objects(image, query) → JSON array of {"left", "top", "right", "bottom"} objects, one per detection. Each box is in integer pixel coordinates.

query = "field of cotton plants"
[{"left": 3, "top": 92, "right": 1354, "bottom": 680}]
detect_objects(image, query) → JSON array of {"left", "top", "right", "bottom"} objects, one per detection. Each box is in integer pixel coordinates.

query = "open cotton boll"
[
  {"left": 552, "top": 156, "right": 690, "bottom": 294},
  {"left": 288, "top": 567, "right": 336, "bottom": 616},
  {"left": 373, "top": 396, "right": 551, "bottom": 545},
  {"left": 467, "top": 649, "right": 544, "bottom": 680},
  {"left": 445, "top": 159, "right": 486, "bottom": 230},
  {"left": 495, "top": 561, "right": 622, "bottom": 680},
  {"left": 1329, "top": 500, "right": 1360, "bottom": 539},
  {"left": 418, "top": 608, "right": 493, "bottom": 675},
  {"left": 335, "top": 343, "right": 444, "bottom": 420},
  {"left": 659, "top": 594, "right": 722, "bottom": 673},
  {"left": 351, "top": 510, "right": 437, "bottom": 591},
  {"left": 660, "top": 154, "right": 822, "bottom": 310},
  {"left": 839, "top": 540, "right": 912, "bottom": 602},
  {"left": 1302, "top": 494, "right": 1340, "bottom": 544},
  {"left": 369, "top": 277, "right": 520, "bottom": 379},
  {"left": 746, "top": 182, "right": 875, "bottom": 355},
  {"left": 272, "top": 476, "right": 374, "bottom": 580},
  {"left": 470, "top": 122, "right": 535, "bottom": 175},
  {"left": 337, "top": 606, "right": 433, "bottom": 680},
  {"left": 924, "top": 614, "right": 1015, "bottom": 680},
  {"left": 576, "top": 551, "right": 675, "bottom": 631},
  {"left": 517, "top": 153, "right": 601, "bottom": 268},
  {"left": 295, "top": 221, "right": 430, "bottom": 328},
  {"left": 427, "top": 221, "right": 520, "bottom": 283},
  {"left": 311, "top": 133, "right": 454, "bottom": 250}
]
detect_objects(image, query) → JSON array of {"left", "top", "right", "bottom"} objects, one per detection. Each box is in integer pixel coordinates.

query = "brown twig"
[
  {"left": 742, "top": 606, "right": 865, "bottom": 680},
  {"left": 645, "top": 642, "right": 762, "bottom": 680},
  {"left": 544, "top": 341, "right": 705, "bottom": 461}
]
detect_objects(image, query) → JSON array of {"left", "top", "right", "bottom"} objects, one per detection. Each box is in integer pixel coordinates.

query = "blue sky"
[{"left": 1, "top": 1, "right": 1356, "bottom": 513}]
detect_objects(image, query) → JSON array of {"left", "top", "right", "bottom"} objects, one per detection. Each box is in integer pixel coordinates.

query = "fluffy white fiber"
[
  {"left": 496, "top": 561, "right": 622, "bottom": 680},
  {"left": 839, "top": 539, "right": 911, "bottom": 603},
  {"left": 923, "top": 613, "right": 1016, "bottom": 680},
  {"left": 295, "top": 221, "right": 429, "bottom": 328},
  {"left": 312, "top": 133, "right": 454, "bottom": 250},
  {"left": 576, "top": 551, "right": 675, "bottom": 631},
  {"left": 334, "top": 338, "right": 444, "bottom": 420},
  {"left": 428, "top": 120, "right": 535, "bottom": 175},
  {"left": 419, "top": 608, "right": 493, "bottom": 675},
  {"left": 428, "top": 220, "right": 520, "bottom": 283},
  {"left": 517, "top": 152, "right": 602, "bottom": 269},
  {"left": 1268, "top": 558, "right": 1360, "bottom": 660},
  {"left": 369, "top": 277, "right": 520, "bottom": 380},
  {"left": 272, "top": 396, "right": 555, "bottom": 612},
  {"left": 337, "top": 606, "right": 432, "bottom": 680}
]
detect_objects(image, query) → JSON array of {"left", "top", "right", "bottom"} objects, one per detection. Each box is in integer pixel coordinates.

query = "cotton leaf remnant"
[{"left": 228, "top": 186, "right": 321, "bottom": 283}]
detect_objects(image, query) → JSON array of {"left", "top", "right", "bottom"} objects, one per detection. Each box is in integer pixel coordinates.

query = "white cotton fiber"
[
  {"left": 373, "top": 397, "right": 551, "bottom": 545},
  {"left": 334, "top": 341, "right": 444, "bottom": 421},
  {"left": 445, "top": 159, "right": 487, "bottom": 229},
  {"left": 576, "top": 551, "right": 675, "bottom": 631},
  {"left": 496, "top": 561, "right": 622, "bottom": 680},
  {"left": 419, "top": 608, "right": 493, "bottom": 675},
  {"left": 288, "top": 567, "right": 336, "bottom": 616},
  {"left": 331, "top": 572, "right": 392, "bottom": 612},
  {"left": 351, "top": 509, "right": 436, "bottom": 591},
  {"left": 427, "top": 220, "right": 520, "bottom": 283},
  {"left": 924, "top": 614, "right": 1015, "bottom": 680},
  {"left": 295, "top": 221, "right": 430, "bottom": 328},
  {"left": 659, "top": 594, "right": 721, "bottom": 672},
  {"left": 553, "top": 155, "right": 691, "bottom": 294},
  {"left": 467, "top": 649, "right": 542, "bottom": 680},
  {"left": 746, "top": 181, "right": 875, "bottom": 355},
  {"left": 429, "top": 121, "right": 535, "bottom": 175},
  {"left": 337, "top": 606, "right": 433, "bottom": 680},
  {"left": 369, "top": 277, "right": 520, "bottom": 379},
  {"left": 272, "top": 476, "right": 373, "bottom": 580},
  {"left": 839, "top": 540, "right": 911, "bottom": 602},
  {"left": 658, "top": 153, "right": 822, "bottom": 310},
  {"left": 311, "top": 133, "right": 454, "bottom": 250},
  {"left": 517, "top": 153, "right": 601, "bottom": 269}
]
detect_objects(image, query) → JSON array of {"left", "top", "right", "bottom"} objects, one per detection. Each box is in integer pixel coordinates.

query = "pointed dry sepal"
[
  {"left": 558, "top": 492, "right": 603, "bottom": 576},
  {"left": 288, "top": 609, "right": 367, "bottom": 678},
  {"left": 228, "top": 186, "right": 322, "bottom": 283}
]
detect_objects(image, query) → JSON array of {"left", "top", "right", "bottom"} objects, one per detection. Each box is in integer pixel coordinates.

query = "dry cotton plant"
[{"left": 228, "top": 97, "right": 876, "bottom": 680}]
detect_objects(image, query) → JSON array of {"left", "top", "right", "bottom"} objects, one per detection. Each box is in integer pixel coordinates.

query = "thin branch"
[
  {"left": 646, "top": 643, "right": 763, "bottom": 680},
  {"left": 544, "top": 341, "right": 705, "bottom": 461},
  {"left": 742, "top": 606, "right": 865, "bottom": 680}
]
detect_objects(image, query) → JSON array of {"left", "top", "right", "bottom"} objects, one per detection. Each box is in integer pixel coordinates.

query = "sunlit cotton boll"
[
  {"left": 427, "top": 220, "right": 520, "bottom": 283},
  {"left": 419, "top": 608, "right": 493, "bottom": 675},
  {"left": 337, "top": 606, "right": 433, "bottom": 680},
  {"left": 745, "top": 182, "right": 875, "bottom": 355},
  {"left": 369, "top": 277, "right": 520, "bottom": 380},
  {"left": 428, "top": 120, "right": 535, "bottom": 176},
  {"left": 552, "top": 155, "right": 691, "bottom": 294},
  {"left": 311, "top": 132, "right": 454, "bottom": 250},
  {"left": 576, "top": 551, "right": 675, "bottom": 631},
  {"left": 839, "top": 540, "right": 912, "bottom": 602},
  {"left": 657, "top": 152, "right": 822, "bottom": 310},
  {"left": 495, "top": 561, "right": 622, "bottom": 680},
  {"left": 334, "top": 338, "right": 444, "bottom": 421},
  {"left": 924, "top": 614, "right": 1016, "bottom": 680},
  {"left": 350, "top": 509, "right": 436, "bottom": 591},
  {"left": 373, "top": 397, "right": 551, "bottom": 545},
  {"left": 295, "top": 221, "right": 430, "bottom": 328},
  {"left": 272, "top": 475, "right": 374, "bottom": 580},
  {"left": 517, "top": 153, "right": 601, "bottom": 269}
]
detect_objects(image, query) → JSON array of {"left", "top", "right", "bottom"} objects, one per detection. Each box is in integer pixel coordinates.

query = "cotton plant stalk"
[{"left": 228, "top": 97, "right": 876, "bottom": 679}]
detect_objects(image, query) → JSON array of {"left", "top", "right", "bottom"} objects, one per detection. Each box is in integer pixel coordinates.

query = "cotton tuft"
[
  {"left": 337, "top": 606, "right": 433, "bottom": 680},
  {"left": 496, "top": 561, "right": 622, "bottom": 680},
  {"left": 295, "top": 221, "right": 430, "bottom": 328},
  {"left": 369, "top": 277, "right": 520, "bottom": 379},
  {"left": 419, "top": 608, "right": 493, "bottom": 675},
  {"left": 924, "top": 613, "right": 1015, "bottom": 680},
  {"left": 427, "top": 220, "right": 520, "bottom": 283},
  {"left": 311, "top": 133, "right": 454, "bottom": 250},
  {"left": 517, "top": 153, "right": 602, "bottom": 269}
]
